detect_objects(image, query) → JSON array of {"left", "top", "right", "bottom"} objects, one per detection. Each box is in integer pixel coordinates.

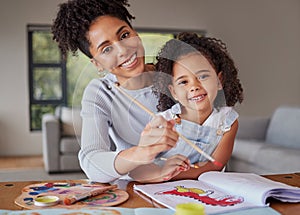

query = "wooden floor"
[{"left": 0, "top": 155, "right": 44, "bottom": 169}]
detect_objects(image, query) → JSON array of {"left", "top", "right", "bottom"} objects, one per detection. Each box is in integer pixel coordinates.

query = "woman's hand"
[
  {"left": 137, "top": 115, "right": 179, "bottom": 163},
  {"left": 115, "top": 116, "right": 179, "bottom": 175}
]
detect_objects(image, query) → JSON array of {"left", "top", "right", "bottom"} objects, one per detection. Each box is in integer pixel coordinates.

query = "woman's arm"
[
  {"left": 79, "top": 80, "right": 120, "bottom": 183},
  {"left": 80, "top": 79, "right": 179, "bottom": 182},
  {"left": 171, "top": 120, "right": 239, "bottom": 180}
]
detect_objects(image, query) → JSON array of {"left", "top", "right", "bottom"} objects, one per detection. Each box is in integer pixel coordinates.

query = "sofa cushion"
[
  {"left": 59, "top": 107, "right": 82, "bottom": 137},
  {"left": 60, "top": 137, "right": 81, "bottom": 153},
  {"left": 266, "top": 106, "right": 300, "bottom": 149},
  {"left": 60, "top": 155, "right": 81, "bottom": 171},
  {"left": 254, "top": 143, "right": 300, "bottom": 174},
  {"left": 236, "top": 116, "right": 269, "bottom": 140},
  {"left": 232, "top": 139, "right": 266, "bottom": 163}
]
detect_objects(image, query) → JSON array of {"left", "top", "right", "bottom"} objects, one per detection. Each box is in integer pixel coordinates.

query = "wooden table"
[
  {"left": 0, "top": 173, "right": 299, "bottom": 214},
  {"left": 263, "top": 172, "right": 300, "bottom": 215}
]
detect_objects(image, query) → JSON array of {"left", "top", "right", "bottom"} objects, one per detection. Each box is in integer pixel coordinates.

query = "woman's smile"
[
  {"left": 119, "top": 52, "right": 138, "bottom": 69},
  {"left": 88, "top": 16, "right": 146, "bottom": 83}
]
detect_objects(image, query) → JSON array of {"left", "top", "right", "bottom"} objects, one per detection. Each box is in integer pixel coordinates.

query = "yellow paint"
[
  {"left": 35, "top": 196, "right": 59, "bottom": 203},
  {"left": 175, "top": 203, "right": 206, "bottom": 215}
]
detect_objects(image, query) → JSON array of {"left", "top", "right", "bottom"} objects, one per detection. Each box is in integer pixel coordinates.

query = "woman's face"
[
  {"left": 168, "top": 53, "right": 222, "bottom": 115},
  {"left": 88, "top": 15, "right": 145, "bottom": 83}
]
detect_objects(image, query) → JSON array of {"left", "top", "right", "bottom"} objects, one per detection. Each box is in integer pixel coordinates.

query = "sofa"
[
  {"left": 227, "top": 106, "right": 300, "bottom": 174},
  {"left": 42, "top": 106, "right": 82, "bottom": 173}
]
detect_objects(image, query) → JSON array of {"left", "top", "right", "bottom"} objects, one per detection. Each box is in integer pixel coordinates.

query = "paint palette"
[{"left": 15, "top": 182, "right": 129, "bottom": 209}]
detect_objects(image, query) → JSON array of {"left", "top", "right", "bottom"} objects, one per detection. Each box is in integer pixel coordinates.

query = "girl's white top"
[{"left": 157, "top": 103, "right": 239, "bottom": 164}]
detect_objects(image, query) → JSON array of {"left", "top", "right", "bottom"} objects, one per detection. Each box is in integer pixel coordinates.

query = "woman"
[{"left": 52, "top": 0, "right": 187, "bottom": 183}]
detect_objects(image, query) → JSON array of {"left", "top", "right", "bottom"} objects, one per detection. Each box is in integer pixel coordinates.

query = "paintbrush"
[
  {"left": 114, "top": 82, "right": 223, "bottom": 168},
  {"left": 160, "top": 157, "right": 199, "bottom": 168},
  {"left": 63, "top": 184, "right": 117, "bottom": 205}
]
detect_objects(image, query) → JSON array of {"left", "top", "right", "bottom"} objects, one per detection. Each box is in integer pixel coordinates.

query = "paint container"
[
  {"left": 34, "top": 195, "right": 60, "bottom": 207},
  {"left": 174, "top": 203, "right": 206, "bottom": 215}
]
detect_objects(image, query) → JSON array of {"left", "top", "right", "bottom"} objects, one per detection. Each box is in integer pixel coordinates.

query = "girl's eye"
[
  {"left": 198, "top": 74, "right": 209, "bottom": 80},
  {"left": 178, "top": 80, "right": 188, "bottom": 85},
  {"left": 121, "top": 32, "right": 130, "bottom": 40}
]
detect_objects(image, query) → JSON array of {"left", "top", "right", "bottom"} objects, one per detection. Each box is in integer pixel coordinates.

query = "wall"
[{"left": 0, "top": 0, "right": 299, "bottom": 156}]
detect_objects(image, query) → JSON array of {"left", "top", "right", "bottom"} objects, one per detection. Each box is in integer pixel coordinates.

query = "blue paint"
[
  {"left": 28, "top": 186, "right": 59, "bottom": 195},
  {"left": 23, "top": 197, "right": 33, "bottom": 201},
  {"left": 29, "top": 192, "right": 39, "bottom": 195}
]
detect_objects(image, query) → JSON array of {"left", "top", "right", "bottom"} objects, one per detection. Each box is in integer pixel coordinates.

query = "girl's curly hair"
[
  {"left": 52, "top": 0, "right": 135, "bottom": 59},
  {"left": 153, "top": 32, "right": 244, "bottom": 112}
]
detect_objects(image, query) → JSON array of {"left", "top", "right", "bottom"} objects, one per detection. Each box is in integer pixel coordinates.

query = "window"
[{"left": 28, "top": 25, "right": 205, "bottom": 130}]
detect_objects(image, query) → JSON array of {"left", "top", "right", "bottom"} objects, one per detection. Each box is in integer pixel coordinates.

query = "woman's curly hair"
[
  {"left": 52, "top": 0, "right": 135, "bottom": 59},
  {"left": 153, "top": 32, "right": 244, "bottom": 112}
]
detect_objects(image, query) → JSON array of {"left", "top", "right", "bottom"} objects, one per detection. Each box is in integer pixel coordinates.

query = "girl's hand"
[
  {"left": 136, "top": 115, "right": 179, "bottom": 164},
  {"left": 128, "top": 154, "right": 190, "bottom": 183},
  {"left": 159, "top": 154, "right": 190, "bottom": 181}
]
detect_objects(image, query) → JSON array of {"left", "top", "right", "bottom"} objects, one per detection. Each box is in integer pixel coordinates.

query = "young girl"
[
  {"left": 152, "top": 32, "right": 244, "bottom": 180},
  {"left": 52, "top": 0, "right": 185, "bottom": 183}
]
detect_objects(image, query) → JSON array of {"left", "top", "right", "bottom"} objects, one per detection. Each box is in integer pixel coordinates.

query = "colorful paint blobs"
[{"left": 83, "top": 191, "right": 118, "bottom": 206}]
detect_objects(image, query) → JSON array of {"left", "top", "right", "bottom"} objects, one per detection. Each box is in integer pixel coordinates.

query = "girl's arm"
[
  {"left": 171, "top": 120, "right": 239, "bottom": 180},
  {"left": 128, "top": 154, "right": 190, "bottom": 183}
]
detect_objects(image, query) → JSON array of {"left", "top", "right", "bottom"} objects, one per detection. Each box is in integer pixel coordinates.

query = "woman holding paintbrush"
[{"left": 52, "top": 0, "right": 189, "bottom": 183}]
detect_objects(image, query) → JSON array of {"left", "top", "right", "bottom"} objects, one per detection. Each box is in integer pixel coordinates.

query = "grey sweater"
[{"left": 79, "top": 73, "right": 158, "bottom": 183}]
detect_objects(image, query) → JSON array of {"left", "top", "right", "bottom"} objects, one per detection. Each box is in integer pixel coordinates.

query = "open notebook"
[{"left": 134, "top": 171, "right": 300, "bottom": 214}]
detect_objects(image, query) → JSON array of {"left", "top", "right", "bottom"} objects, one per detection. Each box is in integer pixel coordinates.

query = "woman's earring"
[
  {"left": 97, "top": 69, "right": 108, "bottom": 77},
  {"left": 97, "top": 69, "right": 103, "bottom": 76}
]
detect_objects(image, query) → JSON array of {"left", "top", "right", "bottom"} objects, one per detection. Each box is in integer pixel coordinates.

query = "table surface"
[{"left": 0, "top": 172, "right": 299, "bottom": 214}]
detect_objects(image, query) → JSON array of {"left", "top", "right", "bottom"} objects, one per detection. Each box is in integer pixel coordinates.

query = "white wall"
[{"left": 0, "top": 0, "right": 299, "bottom": 156}]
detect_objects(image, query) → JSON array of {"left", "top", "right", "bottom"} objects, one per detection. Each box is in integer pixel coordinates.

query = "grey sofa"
[
  {"left": 42, "top": 106, "right": 82, "bottom": 173},
  {"left": 227, "top": 106, "right": 300, "bottom": 174}
]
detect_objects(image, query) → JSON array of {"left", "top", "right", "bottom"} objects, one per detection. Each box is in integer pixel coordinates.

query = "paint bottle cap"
[
  {"left": 34, "top": 195, "right": 60, "bottom": 207},
  {"left": 174, "top": 203, "right": 206, "bottom": 215}
]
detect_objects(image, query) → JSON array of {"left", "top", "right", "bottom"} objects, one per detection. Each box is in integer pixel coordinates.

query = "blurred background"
[{"left": 0, "top": 0, "right": 299, "bottom": 157}]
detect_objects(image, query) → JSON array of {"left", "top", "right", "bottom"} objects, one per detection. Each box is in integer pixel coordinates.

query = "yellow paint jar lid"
[
  {"left": 175, "top": 203, "right": 206, "bottom": 215},
  {"left": 34, "top": 195, "right": 60, "bottom": 207}
]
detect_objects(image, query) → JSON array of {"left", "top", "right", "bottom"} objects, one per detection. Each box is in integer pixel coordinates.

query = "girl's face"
[
  {"left": 88, "top": 15, "right": 145, "bottom": 83},
  {"left": 168, "top": 53, "right": 222, "bottom": 115}
]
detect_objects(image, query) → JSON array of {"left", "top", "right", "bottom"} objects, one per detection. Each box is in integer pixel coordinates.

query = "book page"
[
  {"left": 134, "top": 180, "right": 261, "bottom": 214},
  {"left": 198, "top": 171, "right": 300, "bottom": 205}
]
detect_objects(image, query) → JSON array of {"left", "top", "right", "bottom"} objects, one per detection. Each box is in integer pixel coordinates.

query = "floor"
[
  {"left": 0, "top": 156, "right": 87, "bottom": 182},
  {"left": 0, "top": 155, "right": 44, "bottom": 170}
]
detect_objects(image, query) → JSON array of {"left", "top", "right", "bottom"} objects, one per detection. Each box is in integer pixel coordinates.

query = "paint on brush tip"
[{"left": 213, "top": 160, "right": 223, "bottom": 168}]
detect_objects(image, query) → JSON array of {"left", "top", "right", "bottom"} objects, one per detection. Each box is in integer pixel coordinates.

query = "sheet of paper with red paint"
[{"left": 134, "top": 171, "right": 300, "bottom": 214}]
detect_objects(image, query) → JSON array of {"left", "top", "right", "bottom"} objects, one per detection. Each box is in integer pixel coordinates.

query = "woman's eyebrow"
[{"left": 96, "top": 25, "right": 127, "bottom": 50}]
